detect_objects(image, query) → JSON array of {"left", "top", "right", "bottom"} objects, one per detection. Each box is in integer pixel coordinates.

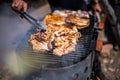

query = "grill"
[
  {"left": 16, "top": 15, "right": 95, "bottom": 70},
  {"left": 13, "top": 12, "right": 101, "bottom": 80}
]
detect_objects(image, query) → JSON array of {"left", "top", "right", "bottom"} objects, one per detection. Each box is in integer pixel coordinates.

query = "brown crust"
[
  {"left": 43, "top": 14, "right": 65, "bottom": 26},
  {"left": 65, "top": 15, "right": 90, "bottom": 29}
]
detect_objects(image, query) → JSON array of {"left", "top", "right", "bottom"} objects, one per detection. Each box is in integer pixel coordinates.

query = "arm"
[
  {"left": 12, "top": 0, "right": 28, "bottom": 12},
  {"left": 99, "top": 0, "right": 117, "bottom": 26}
]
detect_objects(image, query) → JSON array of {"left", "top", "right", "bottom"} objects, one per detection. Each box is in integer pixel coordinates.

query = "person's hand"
[{"left": 12, "top": 0, "right": 28, "bottom": 12}]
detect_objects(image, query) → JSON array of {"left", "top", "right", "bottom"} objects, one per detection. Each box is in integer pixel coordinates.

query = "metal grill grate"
[
  {"left": 16, "top": 15, "right": 94, "bottom": 69},
  {"left": 16, "top": 31, "right": 92, "bottom": 69}
]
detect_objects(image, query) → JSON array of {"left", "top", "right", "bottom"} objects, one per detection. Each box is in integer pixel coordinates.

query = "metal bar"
[
  {"left": 20, "top": 54, "right": 76, "bottom": 61},
  {"left": 19, "top": 12, "right": 38, "bottom": 27},
  {"left": 19, "top": 11, "right": 47, "bottom": 30},
  {"left": 19, "top": 12, "right": 37, "bottom": 22}
]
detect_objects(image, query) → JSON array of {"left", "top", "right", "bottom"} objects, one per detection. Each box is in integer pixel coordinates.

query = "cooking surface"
[{"left": 16, "top": 19, "right": 94, "bottom": 69}]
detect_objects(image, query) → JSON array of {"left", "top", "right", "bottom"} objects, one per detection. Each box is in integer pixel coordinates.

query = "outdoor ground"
[
  {"left": 99, "top": 30, "right": 120, "bottom": 80},
  {"left": 0, "top": 2, "right": 120, "bottom": 80}
]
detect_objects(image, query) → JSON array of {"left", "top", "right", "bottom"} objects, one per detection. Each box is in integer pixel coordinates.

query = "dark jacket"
[{"left": 47, "top": 0, "right": 91, "bottom": 12}]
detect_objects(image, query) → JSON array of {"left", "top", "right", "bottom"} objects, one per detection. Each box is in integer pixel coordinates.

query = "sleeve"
[
  {"left": 84, "top": 0, "right": 92, "bottom": 5},
  {"left": 99, "top": 0, "right": 117, "bottom": 26}
]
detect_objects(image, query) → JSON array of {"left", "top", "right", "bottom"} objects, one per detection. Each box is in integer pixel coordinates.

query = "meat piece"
[
  {"left": 77, "top": 10, "right": 90, "bottom": 18},
  {"left": 29, "top": 30, "right": 55, "bottom": 51},
  {"left": 43, "top": 14, "right": 65, "bottom": 25},
  {"left": 53, "top": 10, "right": 68, "bottom": 17},
  {"left": 53, "top": 37, "right": 77, "bottom": 56},
  {"left": 65, "top": 15, "right": 90, "bottom": 29},
  {"left": 52, "top": 25, "right": 80, "bottom": 56},
  {"left": 64, "top": 43, "right": 76, "bottom": 55},
  {"left": 53, "top": 10, "right": 90, "bottom": 18},
  {"left": 53, "top": 47, "right": 64, "bottom": 56},
  {"left": 29, "top": 34, "right": 49, "bottom": 51}
]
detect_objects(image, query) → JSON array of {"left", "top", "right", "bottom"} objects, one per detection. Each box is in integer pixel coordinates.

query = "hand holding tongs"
[{"left": 19, "top": 11, "right": 47, "bottom": 31}]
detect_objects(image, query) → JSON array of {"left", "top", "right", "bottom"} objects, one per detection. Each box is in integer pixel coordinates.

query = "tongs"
[{"left": 19, "top": 11, "right": 47, "bottom": 31}]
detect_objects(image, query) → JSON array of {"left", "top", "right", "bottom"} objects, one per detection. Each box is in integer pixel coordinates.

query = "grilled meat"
[
  {"left": 43, "top": 14, "right": 65, "bottom": 26},
  {"left": 65, "top": 15, "right": 90, "bottom": 29},
  {"left": 29, "top": 24, "right": 80, "bottom": 56},
  {"left": 53, "top": 10, "right": 90, "bottom": 18},
  {"left": 52, "top": 10, "right": 90, "bottom": 29},
  {"left": 29, "top": 10, "right": 90, "bottom": 56},
  {"left": 29, "top": 33, "right": 49, "bottom": 51},
  {"left": 53, "top": 25, "right": 80, "bottom": 56}
]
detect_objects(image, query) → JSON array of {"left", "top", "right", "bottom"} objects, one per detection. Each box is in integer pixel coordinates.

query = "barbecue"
[
  {"left": 17, "top": 10, "right": 94, "bottom": 68},
  {"left": 15, "top": 10, "right": 102, "bottom": 80}
]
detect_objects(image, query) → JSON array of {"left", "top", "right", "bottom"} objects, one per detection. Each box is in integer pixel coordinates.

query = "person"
[
  {"left": 11, "top": 0, "right": 102, "bottom": 13},
  {"left": 99, "top": 0, "right": 120, "bottom": 48}
]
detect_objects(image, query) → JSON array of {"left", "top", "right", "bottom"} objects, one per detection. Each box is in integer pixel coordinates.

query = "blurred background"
[{"left": 0, "top": 0, "right": 120, "bottom": 80}]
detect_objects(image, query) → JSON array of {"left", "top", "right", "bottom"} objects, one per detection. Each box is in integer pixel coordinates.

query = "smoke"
[
  {"left": 0, "top": 3, "right": 30, "bottom": 64},
  {"left": 0, "top": 3, "right": 33, "bottom": 78},
  {"left": 0, "top": 2, "right": 50, "bottom": 78}
]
